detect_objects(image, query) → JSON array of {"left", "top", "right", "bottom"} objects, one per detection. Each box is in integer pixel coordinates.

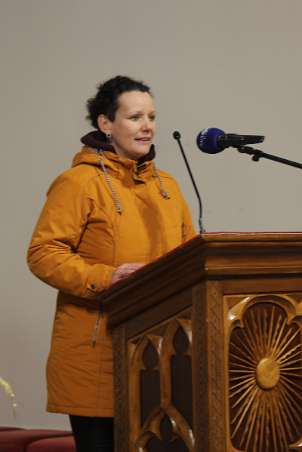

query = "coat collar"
[{"left": 80, "top": 130, "right": 156, "bottom": 165}]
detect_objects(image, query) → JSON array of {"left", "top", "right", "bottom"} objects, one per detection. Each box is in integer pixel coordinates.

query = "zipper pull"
[{"left": 91, "top": 308, "right": 103, "bottom": 347}]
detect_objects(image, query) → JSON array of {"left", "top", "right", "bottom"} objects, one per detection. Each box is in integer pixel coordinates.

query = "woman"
[{"left": 27, "top": 75, "right": 196, "bottom": 451}]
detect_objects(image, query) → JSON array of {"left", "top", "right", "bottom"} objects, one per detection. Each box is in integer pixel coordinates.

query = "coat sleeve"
[
  {"left": 182, "top": 196, "right": 197, "bottom": 242},
  {"left": 171, "top": 177, "right": 197, "bottom": 242},
  {"left": 27, "top": 172, "right": 115, "bottom": 299}
]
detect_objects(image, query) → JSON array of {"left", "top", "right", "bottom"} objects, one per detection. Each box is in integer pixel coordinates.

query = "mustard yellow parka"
[{"left": 27, "top": 137, "right": 196, "bottom": 417}]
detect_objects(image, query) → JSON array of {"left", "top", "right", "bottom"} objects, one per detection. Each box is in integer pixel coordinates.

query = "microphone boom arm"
[{"left": 237, "top": 146, "right": 302, "bottom": 170}]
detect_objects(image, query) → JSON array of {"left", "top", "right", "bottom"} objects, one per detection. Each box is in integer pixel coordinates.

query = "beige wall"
[{"left": 0, "top": 0, "right": 301, "bottom": 429}]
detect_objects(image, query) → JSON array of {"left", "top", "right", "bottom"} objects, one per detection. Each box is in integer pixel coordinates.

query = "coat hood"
[{"left": 71, "top": 131, "right": 169, "bottom": 215}]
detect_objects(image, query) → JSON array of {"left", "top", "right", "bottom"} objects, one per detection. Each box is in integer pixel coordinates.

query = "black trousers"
[{"left": 69, "top": 415, "right": 114, "bottom": 452}]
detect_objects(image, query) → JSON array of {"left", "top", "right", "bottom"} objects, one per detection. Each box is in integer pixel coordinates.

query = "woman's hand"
[{"left": 110, "top": 263, "right": 145, "bottom": 285}]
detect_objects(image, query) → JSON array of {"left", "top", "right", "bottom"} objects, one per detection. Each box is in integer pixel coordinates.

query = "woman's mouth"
[{"left": 135, "top": 137, "right": 152, "bottom": 143}]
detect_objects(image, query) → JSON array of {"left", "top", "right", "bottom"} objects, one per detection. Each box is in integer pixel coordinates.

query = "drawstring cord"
[
  {"left": 97, "top": 150, "right": 170, "bottom": 214},
  {"left": 152, "top": 166, "right": 170, "bottom": 199},
  {"left": 98, "top": 153, "right": 123, "bottom": 214}
]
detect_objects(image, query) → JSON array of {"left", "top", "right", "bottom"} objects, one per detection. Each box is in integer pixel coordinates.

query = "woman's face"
[{"left": 98, "top": 90, "right": 156, "bottom": 160}]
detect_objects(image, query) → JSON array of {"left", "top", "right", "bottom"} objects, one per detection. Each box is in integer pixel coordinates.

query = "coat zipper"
[{"left": 91, "top": 306, "right": 103, "bottom": 347}]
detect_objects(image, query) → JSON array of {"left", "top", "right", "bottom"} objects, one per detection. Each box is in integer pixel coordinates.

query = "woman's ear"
[{"left": 97, "top": 114, "right": 112, "bottom": 134}]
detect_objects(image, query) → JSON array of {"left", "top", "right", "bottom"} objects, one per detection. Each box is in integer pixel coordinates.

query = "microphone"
[
  {"left": 173, "top": 131, "right": 205, "bottom": 233},
  {"left": 196, "top": 128, "right": 265, "bottom": 154}
]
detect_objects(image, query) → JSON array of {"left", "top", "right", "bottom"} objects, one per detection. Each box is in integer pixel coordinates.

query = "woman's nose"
[{"left": 141, "top": 117, "right": 154, "bottom": 130}]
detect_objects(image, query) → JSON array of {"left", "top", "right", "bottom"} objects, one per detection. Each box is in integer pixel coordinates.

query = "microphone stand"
[
  {"left": 173, "top": 131, "right": 205, "bottom": 233},
  {"left": 237, "top": 146, "right": 302, "bottom": 170}
]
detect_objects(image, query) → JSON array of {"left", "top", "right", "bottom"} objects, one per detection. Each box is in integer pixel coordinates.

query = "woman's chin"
[{"left": 117, "top": 146, "right": 151, "bottom": 161}]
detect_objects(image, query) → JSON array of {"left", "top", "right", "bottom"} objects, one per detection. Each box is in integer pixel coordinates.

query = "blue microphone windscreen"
[{"left": 196, "top": 128, "right": 224, "bottom": 154}]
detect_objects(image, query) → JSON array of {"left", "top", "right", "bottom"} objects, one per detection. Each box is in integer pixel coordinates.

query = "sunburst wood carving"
[{"left": 229, "top": 300, "right": 302, "bottom": 451}]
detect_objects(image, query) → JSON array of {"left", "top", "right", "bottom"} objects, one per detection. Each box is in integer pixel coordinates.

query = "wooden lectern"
[{"left": 101, "top": 233, "right": 302, "bottom": 452}]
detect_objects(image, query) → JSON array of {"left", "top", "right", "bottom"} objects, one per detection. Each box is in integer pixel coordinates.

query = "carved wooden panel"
[
  {"left": 192, "top": 281, "right": 227, "bottom": 451},
  {"left": 128, "top": 313, "right": 194, "bottom": 451},
  {"left": 112, "top": 325, "right": 129, "bottom": 451},
  {"left": 224, "top": 293, "right": 302, "bottom": 452}
]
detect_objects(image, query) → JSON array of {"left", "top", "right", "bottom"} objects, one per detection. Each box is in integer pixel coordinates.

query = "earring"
[{"left": 106, "top": 133, "right": 112, "bottom": 143}]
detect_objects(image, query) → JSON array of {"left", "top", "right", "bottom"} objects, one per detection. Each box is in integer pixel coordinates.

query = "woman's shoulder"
[
  {"left": 154, "top": 167, "right": 181, "bottom": 188},
  {"left": 47, "top": 163, "right": 100, "bottom": 194},
  {"left": 153, "top": 167, "right": 186, "bottom": 202},
  {"left": 155, "top": 167, "right": 176, "bottom": 181}
]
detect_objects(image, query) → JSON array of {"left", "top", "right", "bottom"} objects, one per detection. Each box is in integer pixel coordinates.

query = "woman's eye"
[{"left": 129, "top": 114, "right": 156, "bottom": 121}]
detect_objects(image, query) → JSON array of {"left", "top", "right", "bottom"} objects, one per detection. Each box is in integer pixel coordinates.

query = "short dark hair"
[{"left": 86, "top": 75, "right": 152, "bottom": 129}]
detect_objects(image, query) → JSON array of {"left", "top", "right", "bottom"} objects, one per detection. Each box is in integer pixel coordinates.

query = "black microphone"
[
  {"left": 173, "top": 131, "right": 205, "bottom": 233},
  {"left": 197, "top": 128, "right": 265, "bottom": 154}
]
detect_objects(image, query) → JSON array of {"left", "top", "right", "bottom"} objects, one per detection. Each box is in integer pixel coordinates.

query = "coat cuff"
[{"left": 86, "top": 264, "right": 116, "bottom": 298}]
